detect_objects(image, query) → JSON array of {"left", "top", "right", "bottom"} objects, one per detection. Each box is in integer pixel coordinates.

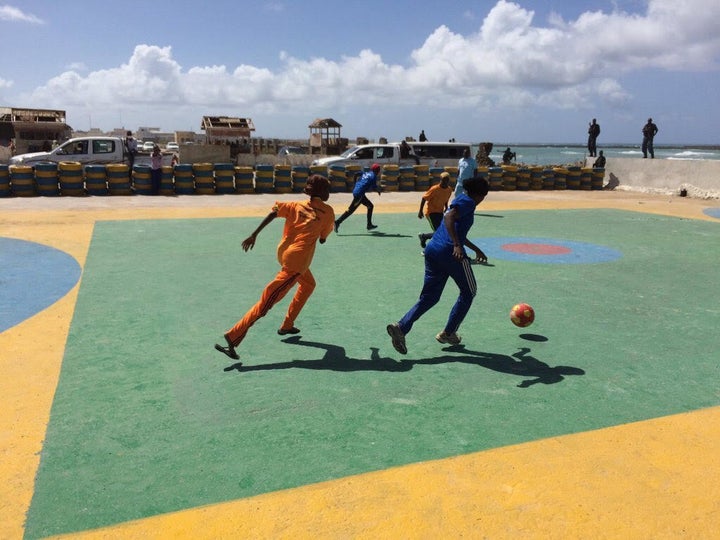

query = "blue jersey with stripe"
[{"left": 425, "top": 193, "right": 475, "bottom": 257}]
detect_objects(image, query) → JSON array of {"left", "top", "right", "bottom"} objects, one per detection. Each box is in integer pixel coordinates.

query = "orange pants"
[{"left": 225, "top": 267, "right": 316, "bottom": 347}]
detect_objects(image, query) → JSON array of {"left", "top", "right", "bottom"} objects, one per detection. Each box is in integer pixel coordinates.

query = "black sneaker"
[
  {"left": 278, "top": 326, "right": 301, "bottom": 335},
  {"left": 386, "top": 323, "right": 407, "bottom": 355},
  {"left": 367, "top": 224, "right": 378, "bottom": 230},
  {"left": 334, "top": 221, "right": 340, "bottom": 233},
  {"left": 418, "top": 233, "right": 427, "bottom": 248},
  {"left": 214, "top": 334, "right": 239, "bottom": 359}
]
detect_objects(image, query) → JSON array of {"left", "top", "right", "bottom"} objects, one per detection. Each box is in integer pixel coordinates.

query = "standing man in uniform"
[
  {"left": 454, "top": 147, "right": 477, "bottom": 198},
  {"left": 642, "top": 118, "right": 659, "bottom": 158},
  {"left": 587, "top": 118, "right": 600, "bottom": 157}
]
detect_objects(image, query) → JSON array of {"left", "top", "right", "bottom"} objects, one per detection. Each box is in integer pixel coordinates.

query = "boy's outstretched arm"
[{"left": 242, "top": 210, "right": 278, "bottom": 251}]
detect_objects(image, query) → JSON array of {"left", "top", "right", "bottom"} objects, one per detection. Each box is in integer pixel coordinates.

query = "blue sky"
[{"left": 1, "top": 0, "right": 718, "bottom": 144}]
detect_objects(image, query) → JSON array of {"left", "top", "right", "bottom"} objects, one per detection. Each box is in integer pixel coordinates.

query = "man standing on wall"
[
  {"left": 587, "top": 118, "right": 600, "bottom": 157},
  {"left": 642, "top": 118, "right": 659, "bottom": 159}
]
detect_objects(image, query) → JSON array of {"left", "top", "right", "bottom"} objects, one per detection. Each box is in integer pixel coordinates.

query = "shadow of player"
[
  {"left": 223, "top": 337, "right": 584, "bottom": 388},
  {"left": 424, "top": 345, "right": 585, "bottom": 388},
  {"left": 224, "top": 336, "right": 411, "bottom": 373}
]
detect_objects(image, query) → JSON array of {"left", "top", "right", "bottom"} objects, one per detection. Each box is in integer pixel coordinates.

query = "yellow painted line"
[
  {"left": 51, "top": 406, "right": 720, "bottom": 539},
  {"left": 1, "top": 192, "right": 717, "bottom": 539}
]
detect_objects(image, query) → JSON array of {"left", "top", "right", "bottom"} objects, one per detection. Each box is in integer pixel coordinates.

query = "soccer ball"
[{"left": 510, "top": 303, "right": 535, "bottom": 327}]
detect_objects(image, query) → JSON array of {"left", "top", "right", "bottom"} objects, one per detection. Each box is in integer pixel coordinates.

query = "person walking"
[
  {"left": 125, "top": 131, "right": 138, "bottom": 176},
  {"left": 387, "top": 176, "right": 489, "bottom": 355},
  {"left": 334, "top": 163, "right": 382, "bottom": 233},
  {"left": 214, "top": 175, "right": 335, "bottom": 362},
  {"left": 418, "top": 171, "right": 452, "bottom": 250},
  {"left": 454, "top": 148, "right": 477, "bottom": 198},
  {"left": 642, "top": 118, "right": 659, "bottom": 158},
  {"left": 587, "top": 118, "right": 600, "bottom": 157}
]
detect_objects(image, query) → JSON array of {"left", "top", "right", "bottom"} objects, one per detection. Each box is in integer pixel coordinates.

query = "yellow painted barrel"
[
  {"left": 84, "top": 165, "right": 108, "bottom": 196},
  {"left": 173, "top": 164, "right": 195, "bottom": 195},
  {"left": 274, "top": 164, "right": 292, "bottom": 193},
  {"left": 0, "top": 164, "right": 10, "bottom": 197},
  {"left": 488, "top": 167, "right": 503, "bottom": 191},
  {"left": 214, "top": 163, "right": 235, "bottom": 194},
  {"left": 9, "top": 165, "right": 36, "bottom": 197},
  {"left": 234, "top": 166, "right": 255, "bottom": 194},
  {"left": 132, "top": 164, "right": 152, "bottom": 195},
  {"left": 399, "top": 166, "right": 416, "bottom": 191},
  {"left": 566, "top": 166, "right": 582, "bottom": 190},
  {"left": 501, "top": 165, "right": 517, "bottom": 191},
  {"left": 58, "top": 161, "right": 85, "bottom": 196},
  {"left": 106, "top": 163, "right": 133, "bottom": 195},
  {"left": 381, "top": 164, "right": 399, "bottom": 192},
  {"left": 254, "top": 164, "right": 274, "bottom": 193},
  {"left": 160, "top": 165, "right": 174, "bottom": 195},
  {"left": 553, "top": 167, "right": 568, "bottom": 190},
  {"left": 591, "top": 168, "right": 605, "bottom": 190},
  {"left": 35, "top": 162, "right": 60, "bottom": 196},
  {"left": 329, "top": 164, "right": 347, "bottom": 193},
  {"left": 414, "top": 164, "right": 430, "bottom": 191},
  {"left": 193, "top": 163, "right": 215, "bottom": 195},
  {"left": 292, "top": 165, "right": 309, "bottom": 193}
]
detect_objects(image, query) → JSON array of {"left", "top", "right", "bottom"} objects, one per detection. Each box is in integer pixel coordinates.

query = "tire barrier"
[
  {"left": 399, "top": 166, "right": 416, "bottom": 192},
  {"left": 174, "top": 164, "right": 195, "bottom": 195},
  {"left": 414, "top": 164, "right": 430, "bottom": 191},
  {"left": 0, "top": 164, "right": 11, "bottom": 197},
  {"left": 234, "top": 166, "right": 254, "bottom": 194},
  {"left": 58, "top": 161, "right": 85, "bottom": 196},
  {"left": 254, "top": 164, "right": 274, "bottom": 194},
  {"left": 381, "top": 164, "right": 399, "bottom": 192},
  {"left": 501, "top": 165, "right": 517, "bottom": 191},
  {"left": 0, "top": 161, "right": 609, "bottom": 199},
  {"left": 193, "top": 163, "right": 215, "bottom": 195},
  {"left": 274, "top": 164, "right": 292, "bottom": 194},
  {"left": 9, "top": 165, "right": 36, "bottom": 197},
  {"left": 160, "top": 165, "right": 175, "bottom": 195},
  {"left": 214, "top": 163, "right": 235, "bottom": 195},
  {"left": 553, "top": 167, "right": 568, "bottom": 190},
  {"left": 566, "top": 166, "right": 582, "bottom": 190},
  {"left": 291, "top": 165, "right": 309, "bottom": 193},
  {"left": 132, "top": 164, "right": 153, "bottom": 195},
  {"left": 106, "top": 164, "right": 133, "bottom": 195},
  {"left": 328, "top": 164, "right": 347, "bottom": 193},
  {"left": 591, "top": 168, "right": 605, "bottom": 190},
  {"left": 84, "top": 165, "right": 107, "bottom": 196},
  {"left": 35, "top": 162, "right": 60, "bottom": 196}
]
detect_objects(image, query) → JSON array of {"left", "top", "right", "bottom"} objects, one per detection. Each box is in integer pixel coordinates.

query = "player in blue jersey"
[
  {"left": 387, "top": 176, "right": 489, "bottom": 354},
  {"left": 334, "top": 163, "right": 381, "bottom": 233}
]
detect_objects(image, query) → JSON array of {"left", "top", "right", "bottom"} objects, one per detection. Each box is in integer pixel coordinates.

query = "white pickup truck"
[
  {"left": 9, "top": 136, "right": 136, "bottom": 166},
  {"left": 311, "top": 141, "right": 472, "bottom": 169}
]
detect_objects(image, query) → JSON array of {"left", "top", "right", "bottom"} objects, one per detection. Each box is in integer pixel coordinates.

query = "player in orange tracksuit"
[
  {"left": 417, "top": 171, "right": 452, "bottom": 249},
  {"left": 215, "top": 175, "right": 335, "bottom": 362}
]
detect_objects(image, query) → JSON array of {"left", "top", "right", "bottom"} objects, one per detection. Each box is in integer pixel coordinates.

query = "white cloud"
[
  {"left": 0, "top": 4, "right": 44, "bottom": 24},
  {"left": 24, "top": 0, "right": 720, "bottom": 131},
  {"left": 0, "top": 77, "right": 13, "bottom": 89}
]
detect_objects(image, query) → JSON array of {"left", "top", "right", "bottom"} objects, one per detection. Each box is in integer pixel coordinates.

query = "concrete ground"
[{"left": 2, "top": 187, "right": 720, "bottom": 539}]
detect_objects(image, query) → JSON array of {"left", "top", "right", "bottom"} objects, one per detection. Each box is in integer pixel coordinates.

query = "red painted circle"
[{"left": 502, "top": 243, "right": 572, "bottom": 255}]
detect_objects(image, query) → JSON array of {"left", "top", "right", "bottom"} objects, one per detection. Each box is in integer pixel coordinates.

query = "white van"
[{"left": 312, "top": 141, "right": 471, "bottom": 169}]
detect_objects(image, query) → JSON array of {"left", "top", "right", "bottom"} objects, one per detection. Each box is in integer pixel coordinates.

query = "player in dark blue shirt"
[
  {"left": 387, "top": 176, "right": 489, "bottom": 354},
  {"left": 334, "top": 163, "right": 381, "bottom": 233}
]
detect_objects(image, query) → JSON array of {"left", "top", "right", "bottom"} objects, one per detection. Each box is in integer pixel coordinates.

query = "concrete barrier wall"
[{"left": 586, "top": 157, "right": 720, "bottom": 198}]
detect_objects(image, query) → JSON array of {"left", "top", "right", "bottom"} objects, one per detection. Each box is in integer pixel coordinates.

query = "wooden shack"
[{"left": 309, "top": 118, "right": 348, "bottom": 155}]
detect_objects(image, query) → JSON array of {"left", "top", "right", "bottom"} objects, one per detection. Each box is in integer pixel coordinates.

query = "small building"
[
  {"left": 0, "top": 107, "right": 71, "bottom": 154},
  {"left": 309, "top": 118, "right": 348, "bottom": 155},
  {"left": 201, "top": 116, "right": 255, "bottom": 145}
]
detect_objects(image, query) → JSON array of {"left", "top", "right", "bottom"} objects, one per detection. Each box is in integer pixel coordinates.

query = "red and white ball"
[{"left": 510, "top": 303, "right": 535, "bottom": 327}]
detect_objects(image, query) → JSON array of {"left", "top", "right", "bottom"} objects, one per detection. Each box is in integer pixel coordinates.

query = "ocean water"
[{"left": 474, "top": 145, "right": 720, "bottom": 167}]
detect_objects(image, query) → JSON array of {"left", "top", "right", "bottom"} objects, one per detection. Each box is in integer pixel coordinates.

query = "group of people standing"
[{"left": 588, "top": 117, "right": 659, "bottom": 165}]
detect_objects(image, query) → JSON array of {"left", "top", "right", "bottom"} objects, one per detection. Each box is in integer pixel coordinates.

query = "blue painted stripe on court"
[{"left": 703, "top": 207, "right": 720, "bottom": 219}]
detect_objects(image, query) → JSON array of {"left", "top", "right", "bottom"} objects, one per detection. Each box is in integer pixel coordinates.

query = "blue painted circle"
[
  {"left": 473, "top": 237, "right": 623, "bottom": 264},
  {"left": 703, "top": 208, "right": 720, "bottom": 220},
  {"left": 0, "top": 238, "right": 82, "bottom": 333}
]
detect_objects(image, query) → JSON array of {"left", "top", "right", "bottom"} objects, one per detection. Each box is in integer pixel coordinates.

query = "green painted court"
[{"left": 23, "top": 207, "right": 720, "bottom": 538}]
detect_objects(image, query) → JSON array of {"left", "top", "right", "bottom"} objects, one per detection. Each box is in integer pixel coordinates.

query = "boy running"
[
  {"left": 334, "top": 163, "right": 382, "bottom": 233},
  {"left": 215, "top": 175, "right": 335, "bottom": 362},
  {"left": 387, "top": 176, "right": 489, "bottom": 354}
]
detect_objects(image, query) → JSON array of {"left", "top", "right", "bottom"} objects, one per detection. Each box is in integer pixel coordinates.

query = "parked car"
[
  {"left": 142, "top": 141, "right": 155, "bottom": 152},
  {"left": 9, "top": 136, "right": 127, "bottom": 166},
  {"left": 311, "top": 141, "right": 471, "bottom": 168},
  {"left": 166, "top": 142, "right": 179, "bottom": 152}
]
